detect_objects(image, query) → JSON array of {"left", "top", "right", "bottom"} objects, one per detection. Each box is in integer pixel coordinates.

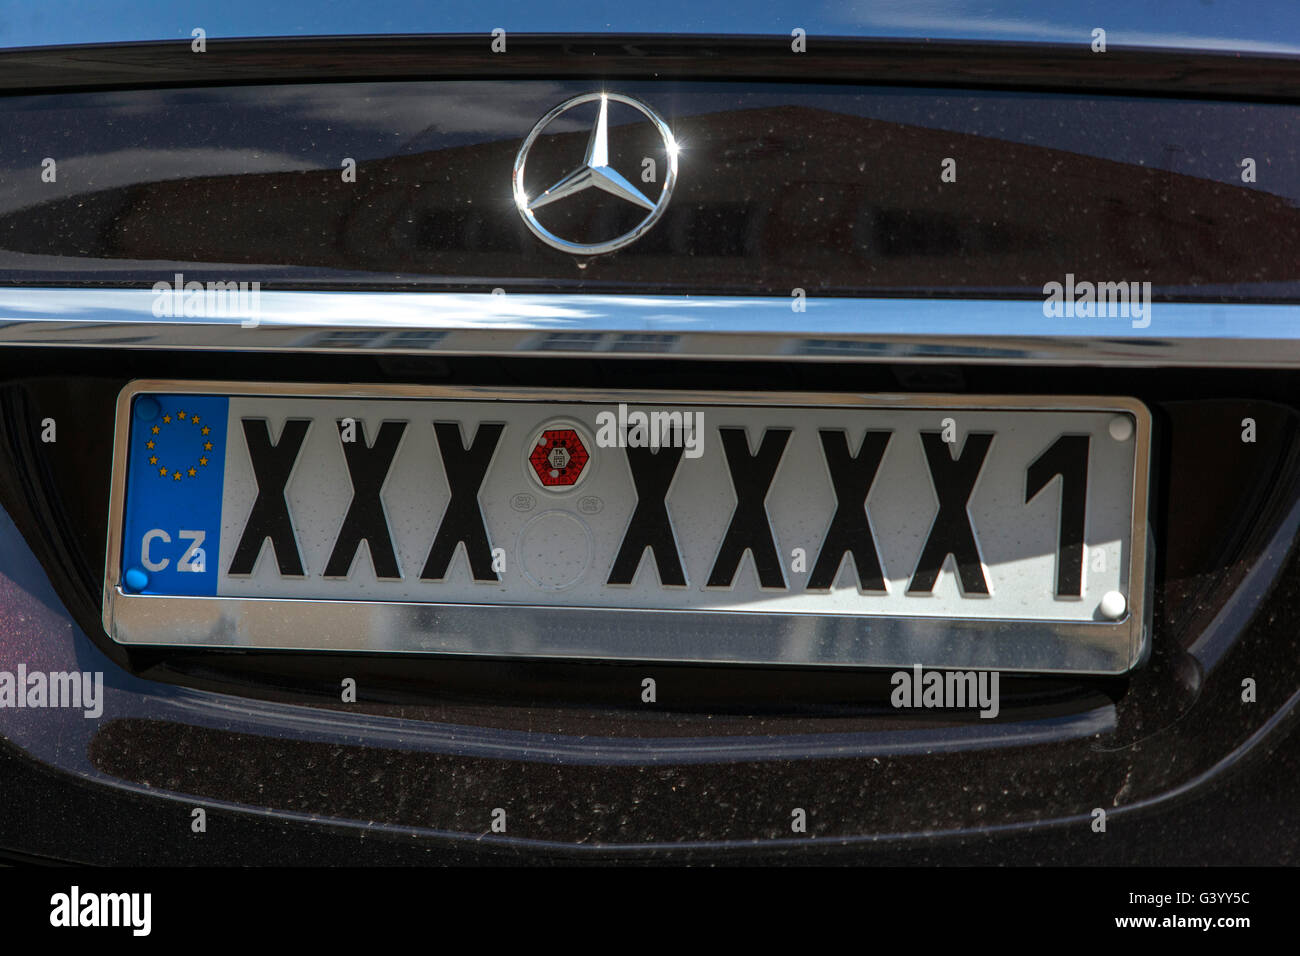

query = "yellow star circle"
[{"left": 144, "top": 403, "right": 219, "bottom": 481}]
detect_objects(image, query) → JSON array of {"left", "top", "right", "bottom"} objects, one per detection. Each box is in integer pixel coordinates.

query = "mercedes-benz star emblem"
[{"left": 513, "top": 92, "right": 679, "bottom": 256}]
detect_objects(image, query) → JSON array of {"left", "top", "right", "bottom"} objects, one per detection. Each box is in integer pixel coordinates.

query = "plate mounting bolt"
[
  {"left": 123, "top": 567, "right": 149, "bottom": 592},
  {"left": 134, "top": 396, "right": 161, "bottom": 422},
  {"left": 1099, "top": 590, "right": 1127, "bottom": 620}
]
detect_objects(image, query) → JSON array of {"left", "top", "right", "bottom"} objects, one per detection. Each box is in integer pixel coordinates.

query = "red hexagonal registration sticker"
[{"left": 529, "top": 426, "right": 590, "bottom": 488}]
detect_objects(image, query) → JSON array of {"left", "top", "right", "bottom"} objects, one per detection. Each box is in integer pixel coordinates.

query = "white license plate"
[{"left": 104, "top": 381, "right": 1152, "bottom": 674}]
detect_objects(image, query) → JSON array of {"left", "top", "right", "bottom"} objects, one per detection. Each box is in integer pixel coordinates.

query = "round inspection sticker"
[{"left": 524, "top": 420, "right": 594, "bottom": 492}]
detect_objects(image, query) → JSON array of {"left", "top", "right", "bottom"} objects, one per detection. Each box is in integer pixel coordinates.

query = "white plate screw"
[
  {"left": 1108, "top": 415, "right": 1134, "bottom": 442},
  {"left": 1100, "top": 590, "right": 1127, "bottom": 619}
]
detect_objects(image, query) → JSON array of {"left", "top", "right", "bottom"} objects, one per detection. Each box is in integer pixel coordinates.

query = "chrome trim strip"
[
  {"left": 3, "top": 288, "right": 1300, "bottom": 367},
  {"left": 103, "top": 379, "right": 1152, "bottom": 674}
]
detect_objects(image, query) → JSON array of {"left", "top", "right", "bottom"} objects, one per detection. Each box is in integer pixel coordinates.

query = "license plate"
[{"left": 103, "top": 381, "right": 1152, "bottom": 674}]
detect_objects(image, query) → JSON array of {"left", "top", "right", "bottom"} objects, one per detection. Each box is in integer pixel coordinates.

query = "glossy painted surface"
[
  {"left": 2, "top": 8, "right": 1299, "bottom": 865},
  {"left": 1, "top": 1, "right": 1299, "bottom": 54},
  {"left": 5, "top": 36, "right": 1299, "bottom": 102},
  {"left": 2, "top": 370, "right": 1298, "bottom": 854},
  {"left": 1, "top": 81, "right": 1297, "bottom": 298}
]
